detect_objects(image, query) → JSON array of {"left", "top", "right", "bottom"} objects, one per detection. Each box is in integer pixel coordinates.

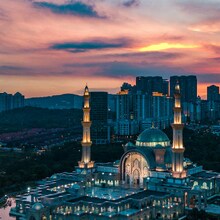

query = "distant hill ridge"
[{"left": 25, "top": 94, "right": 83, "bottom": 109}]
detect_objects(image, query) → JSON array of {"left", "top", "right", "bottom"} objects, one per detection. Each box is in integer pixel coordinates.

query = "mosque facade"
[{"left": 10, "top": 84, "right": 220, "bottom": 220}]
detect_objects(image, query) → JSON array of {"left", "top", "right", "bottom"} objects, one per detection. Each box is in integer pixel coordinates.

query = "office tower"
[
  {"left": 170, "top": 75, "right": 197, "bottom": 103},
  {"left": 133, "top": 91, "right": 152, "bottom": 122},
  {"left": 136, "top": 76, "right": 163, "bottom": 94},
  {"left": 151, "top": 92, "right": 173, "bottom": 129},
  {"left": 162, "top": 79, "right": 169, "bottom": 96},
  {"left": 116, "top": 90, "right": 131, "bottom": 120},
  {"left": 151, "top": 76, "right": 163, "bottom": 93},
  {"left": 90, "top": 91, "right": 109, "bottom": 144},
  {"left": 136, "top": 76, "right": 149, "bottom": 93},
  {"left": 115, "top": 90, "right": 139, "bottom": 136},
  {"left": 207, "top": 85, "right": 219, "bottom": 102}
]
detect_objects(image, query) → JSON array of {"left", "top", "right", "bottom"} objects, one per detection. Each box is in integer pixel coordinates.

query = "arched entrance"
[
  {"left": 120, "top": 150, "right": 150, "bottom": 186},
  {"left": 41, "top": 215, "right": 47, "bottom": 220},
  {"left": 133, "top": 169, "right": 140, "bottom": 185}
]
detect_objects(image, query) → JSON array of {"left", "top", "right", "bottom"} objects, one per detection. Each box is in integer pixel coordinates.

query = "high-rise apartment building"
[
  {"left": 115, "top": 90, "right": 139, "bottom": 136},
  {"left": 90, "top": 91, "right": 110, "bottom": 144},
  {"left": 0, "top": 92, "right": 24, "bottom": 112},
  {"left": 162, "top": 79, "right": 169, "bottom": 96},
  {"left": 13, "top": 92, "right": 25, "bottom": 109},
  {"left": 207, "top": 85, "right": 219, "bottom": 102},
  {"left": 136, "top": 76, "right": 163, "bottom": 94},
  {"left": 170, "top": 75, "right": 197, "bottom": 103},
  {"left": 115, "top": 89, "right": 173, "bottom": 136}
]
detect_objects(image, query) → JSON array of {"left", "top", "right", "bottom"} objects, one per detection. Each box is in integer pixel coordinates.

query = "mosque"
[{"left": 10, "top": 84, "right": 220, "bottom": 220}]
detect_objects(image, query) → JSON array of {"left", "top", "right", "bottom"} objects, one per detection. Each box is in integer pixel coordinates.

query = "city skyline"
[
  {"left": 0, "top": 75, "right": 219, "bottom": 99},
  {"left": 1, "top": 1, "right": 220, "bottom": 97}
]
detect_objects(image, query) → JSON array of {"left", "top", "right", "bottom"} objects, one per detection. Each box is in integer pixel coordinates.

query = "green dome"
[
  {"left": 32, "top": 202, "right": 44, "bottom": 210},
  {"left": 136, "top": 128, "right": 170, "bottom": 147}
]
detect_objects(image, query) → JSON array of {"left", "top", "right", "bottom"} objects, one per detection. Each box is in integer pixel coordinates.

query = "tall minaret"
[
  {"left": 78, "top": 85, "right": 94, "bottom": 170},
  {"left": 171, "top": 82, "right": 186, "bottom": 178}
]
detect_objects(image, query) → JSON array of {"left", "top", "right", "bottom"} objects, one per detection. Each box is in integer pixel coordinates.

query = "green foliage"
[
  {"left": 0, "top": 107, "right": 82, "bottom": 133},
  {"left": 0, "top": 142, "right": 123, "bottom": 197},
  {"left": 186, "top": 208, "right": 207, "bottom": 220}
]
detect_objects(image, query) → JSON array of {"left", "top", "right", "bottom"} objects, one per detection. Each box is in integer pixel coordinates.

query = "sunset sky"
[{"left": 0, "top": 0, "right": 220, "bottom": 98}]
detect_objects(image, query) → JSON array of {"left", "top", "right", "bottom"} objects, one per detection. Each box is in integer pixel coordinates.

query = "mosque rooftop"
[
  {"left": 136, "top": 127, "right": 170, "bottom": 147},
  {"left": 67, "top": 189, "right": 169, "bottom": 204},
  {"left": 191, "top": 171, "right": 219, "bottom": 179}
]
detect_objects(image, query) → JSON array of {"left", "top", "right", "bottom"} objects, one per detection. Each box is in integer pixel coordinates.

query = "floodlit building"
[{"left": 10, "top": 84, "right": 220, "bottom": 220}]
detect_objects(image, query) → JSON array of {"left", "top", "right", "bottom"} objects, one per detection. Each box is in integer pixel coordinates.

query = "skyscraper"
[
  {"left": 162, "top": 79, "right": 169, "bottom": 96},
  {"left": 115, "top": 90, "right": 139, "bottom": 136},
  {"left": 90, "top": 91, "right": 109, "bottom": 144},
  {"left": 170, "top": 75, "right": 197, "bottom": 103},
  {"left": 136, "top": 76, "right": 163, "bottom": 94},
  {"left": 207, "top": 85, "right": 219, "bottom": 102}
]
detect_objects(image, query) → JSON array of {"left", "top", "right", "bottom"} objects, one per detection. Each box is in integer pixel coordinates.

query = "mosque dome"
[
  {"left": 32, "top": 202, "right": 44, "bottom": 210},
  {"left": 123, "top": 142, "right": 135, "bottom": 152},
  {"left": 125, "top": 142, "right": 135, "bottom": 147},
  {"left": 136, "top": 128, "right": 170, "bottom": 147}
]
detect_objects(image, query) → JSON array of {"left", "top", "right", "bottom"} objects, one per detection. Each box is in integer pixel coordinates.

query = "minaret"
[
  {"left": 78, "top": 85, "right": 94, "bottom": 171},
  {"left": 171, "top": 82, "right": 186, "bottom": 178}
]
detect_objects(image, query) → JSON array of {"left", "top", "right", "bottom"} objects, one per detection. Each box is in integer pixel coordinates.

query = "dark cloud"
[
  {"left": 33, "top": 1, "right": 104, "bottom": 18},
  {"left": 0, "top": 65, "right": 29, "bottom": 71},
  {"left": 50, "top": 39, "right": 131, "bottom": 52},
  {"left": 95, "top": 61, "right": 182, "bottom": 78},
  {"left": 197, "top": 74, "right": 220, "bottom": 83},
  {"left": 103, "top": 51, "right": 184, "bottom": 59},
  {"left": 123, "top": 0, "right": 140, "bottom": 7},
  {"left": 0, "top": 8, "right": 9, "bottom": 21},
  {"left": 177, "top": 1, "right": 220, "bottom": 22},
  {"left": 209, "top": 57, "right": 220, "bottom": 62},
  {"left": 0, "top": 66, "right": 32, "bottom": 76},
  {"left": 65, "top": 61, "right": 183, "bottom": 78}
]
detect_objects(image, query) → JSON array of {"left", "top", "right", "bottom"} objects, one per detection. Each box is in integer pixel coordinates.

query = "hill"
[
  {"left": 25, "top": 94, "right": 83, "bottom": 109},
  {"left": 0, "top": 107, "right": 82, "bottom": 133}
]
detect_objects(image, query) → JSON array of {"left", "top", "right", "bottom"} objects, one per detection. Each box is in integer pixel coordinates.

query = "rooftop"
[
  {"left": 136, "top": 128, "right": 170, "bottom": 147},
  {"left": 191, "top": 171, "right": 219, "bottom": 179},
  {"left": 67, "top": 188, "right": 169, "bottom": 204}
]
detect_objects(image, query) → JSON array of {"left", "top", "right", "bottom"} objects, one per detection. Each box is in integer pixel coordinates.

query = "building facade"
[
  {"left": 0, "top": 92, "right": 24, "bottom": 112},
  {"left": 90, "top": 92, "right": 110, "bottom": 144},
  {"left": 207, "top": 85, "right": 220, "bottom": 102},
  {"left": 170, "top": 75, "right": 197, "bottom": 103}
]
